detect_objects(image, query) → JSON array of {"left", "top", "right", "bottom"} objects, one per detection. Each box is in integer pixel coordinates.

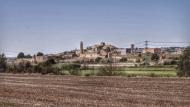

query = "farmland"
[
  {"left": 55, "top": 63, "right": 178, "bottom": 77},
  {"left": 0, "top": 73, "right": 190, "bottom": 107}
]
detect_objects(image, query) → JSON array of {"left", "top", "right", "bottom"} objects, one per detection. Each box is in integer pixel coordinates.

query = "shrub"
[
  {"left": 85, "top": 73, "right": 91, "bottom": 77},
  {"left": 95, "top": 57, "right": 102, "bottom": 63},
  {"left": 163, "top": 61, "right": 171, "bottom": 65},
  {"left": 151, "top": 53, "right": 160, "bottom": 65},
  {"left": 34, "top": 61, "right": 59, "bottom": 75},
  {"left": 177, "top": 47, "right": 190, "bottom": 76},
  {"left": 6, "top": 59, "right": 62, "bottom": 75},
  {"left": 120, "top": 57, "right": 128, "bottom": 62},
  {"left": 43, "top": 59, "right": 56, "bottom": 66},
  {"left": 6, "top": 61, "right": 33, "bottom": 73},
  {"left": 126, "top": 74, "right": 137, "bottom": 77},
  {"left": 61, "top": 63, "right": 81, "bottom": 70},
  {"left": 170, "top": 60, "right": 178, "bottom": 65},
  {"left": 60, "top": 63, "right": 81, "bottom": 75},
  {"left": 97, "top": 64, "right": 125, "bottom": 76},
  {"left": 0, "top": 54, "right": 7, "bottom": 72},
  {"left": 149, "top": 73, "right": 157, "bottom": 77}
]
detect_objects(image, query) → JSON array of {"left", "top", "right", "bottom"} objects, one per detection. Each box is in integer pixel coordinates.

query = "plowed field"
[{"left": 0, "top": 73, "right": 190, "bottom": 107}]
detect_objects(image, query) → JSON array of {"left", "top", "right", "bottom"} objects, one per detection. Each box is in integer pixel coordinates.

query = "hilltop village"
[{"left": 10, "top": 41, "right": 185, "bottom": 66}]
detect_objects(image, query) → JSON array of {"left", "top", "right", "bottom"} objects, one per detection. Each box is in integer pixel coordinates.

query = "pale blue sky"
[{"left": 0, "top": 0, "right": 190, "bottom": 57}]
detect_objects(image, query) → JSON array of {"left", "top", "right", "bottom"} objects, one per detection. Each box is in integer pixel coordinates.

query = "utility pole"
[
  {"left": 144, "top": 40, "right": 149, "bottom": 67},
  {"left": 145, "top": 40, "right": 148, "bottom": 49}
]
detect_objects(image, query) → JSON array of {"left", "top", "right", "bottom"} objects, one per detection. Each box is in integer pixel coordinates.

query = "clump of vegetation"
[
  {"left": 6, "top": 58, "right": 61, "bottom": 75},
  {"left": 37, "top": 52, "right": 44, "bottom": 56},
  {"left": 95, "top": 57, "right": 102, "bottom": 63},
  {"left": 97, "top": 64, "right": 125, "bottom": 76},
  {"left": 177, "top": 47, "right": 190, "bottom": 77},
  {"left": 120, "top": 57, "right": 128, "bottom": 62},
  {"left": 17, "top": 52, "right": 32, "bottom": 59},
  {"left": 149, "top": 72, "right": 157, "bottom": 77},
  {"left": 0, "top": 102, "right": 15, "bottom": 106},
  {"left": 163, "top": 60, "right": 178, "bottom": 65},
  {"left": 151, "top": 53, "right": 160, "bottom": 65},
  {"left": 33, "top": 58, "right": 60, "bottom": 75},
  {"left": 126, "top": 74, "right": 137, "bottom": 77},
  {"left": 60, "top": 63, "right": 81, "bottom": 75},
  {"left": 0, "top": 54, "right": 7, "bottom": 72}
]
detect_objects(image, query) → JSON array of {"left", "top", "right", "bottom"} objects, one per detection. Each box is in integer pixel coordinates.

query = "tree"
[
  {"left": 37, "top": 52, "right": 44, "bottom": 56},
  {"left": 17, "top": 52, "right": 25, "bottom": 59},
  {"left": 151, "top": 53, "right": 160, "bottom": 64},
  {"left": 177, "top": 47, "right": 190, "bottom": 76},
  {"left": 120, "top": 57, "right": 128, "bottom": 62},
  {"left": 25, "top": 54, "right": 32, "bottom": 58},
  {"left": 44, "top": 58, "right": 56, "bottom": 66},
  {"left": 0, "top": 53, "right": 7, "bottom": 72},
  {"left": 95, "top": 57, "right": 102, "bottom": 63},
  {"left": 138, "top": 53, "right": 142, "bottom": 58}
]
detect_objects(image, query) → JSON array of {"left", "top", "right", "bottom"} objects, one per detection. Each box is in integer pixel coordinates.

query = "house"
[
  {"left": 33, "top": 55, "right": 48, "bottom": 63},
  {"left": 116, "top": 48, "right": 127, "bottom": 55},
  {"left": 143, "top": 48, "right": 161, "bottom": 54},
  {"left": 80, "top": 52, "right": 102, "bottom": 59},
  {"left": 13, "top": 58, "right": 34, "bottom": 65}
]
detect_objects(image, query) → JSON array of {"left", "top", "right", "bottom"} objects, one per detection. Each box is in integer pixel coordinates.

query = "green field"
[
  {"left": 80, "top": 69, "right": 177, "bottom": 77},
  {"left": 55, "top": 63, "right": 177, "bottom": 77},
  {"left": 80, "top": 66, "right": 177, "bottom": 77}
]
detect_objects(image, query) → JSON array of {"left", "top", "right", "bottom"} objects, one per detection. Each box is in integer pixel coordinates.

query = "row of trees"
[{"left": 17, "top": 52, "right": 44, "bottom": 59}]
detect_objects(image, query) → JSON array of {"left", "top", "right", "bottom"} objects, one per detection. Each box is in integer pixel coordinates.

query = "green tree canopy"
[
  {"left": 17, "top": 52, "right": 25, "bottom": 59},
  {"left": 25, "top": 54, "right": 32, "bottom": 58},
  {"left": 151, "top": 53, "right": 160, "bottom": 62},
  {"left": 37, "top": 52, "right": 44, "bottom": 56},
  {"left": 95, "top": 57, "right": 102, "bottom": 63}
]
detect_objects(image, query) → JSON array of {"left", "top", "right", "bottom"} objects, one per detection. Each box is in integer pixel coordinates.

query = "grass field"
[
  {"left": 56, "top": 63, "right": 178, "bottom": 77},
  {"left": 0, "top": 73, "right": 189, "bottom": 107},
  {"left": 80, "top": 66, "right": 177, "bottom": 77}
]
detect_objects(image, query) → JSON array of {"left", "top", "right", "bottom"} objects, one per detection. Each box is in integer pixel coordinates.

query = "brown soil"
[{"left": 0, "top": 73, "right": 190, "bottom": 107}]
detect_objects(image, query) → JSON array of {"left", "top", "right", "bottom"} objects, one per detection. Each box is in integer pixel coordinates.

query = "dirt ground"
[{"left": 0, "top": 73, "right": 190, "bottom": 107}]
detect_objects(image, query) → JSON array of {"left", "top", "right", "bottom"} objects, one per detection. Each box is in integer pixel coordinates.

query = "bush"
[
  {"left": 6, "top": 59, "right": 60, "bottom": 75},
  {"left": 61, "top": 63, "right": 81, "bottom": 70},
  {"left": 6, "top": 61, "right": 33, "bottom": 73},
  {"left": 120, "top": 57, "right": 128, "bottom": 62},
  {"left": 177, "top": 47, "right": 190, "bottom": 76},
  {"left": 43, "top": 59, "right": 56, "bottom": 66},
  {"left": 97, "top": 64, "right": 125, "bottom": 76},
  {"left": 163, "top": 61, "right": 171, "bottom": 65},
  {"left": 95, "top": 57, "right": 102, "bottom": 63},
  {"left": 170, "top": 60, "right": 178, "bottom": 65},
  {"left": 0, "top": 54, "right": 7, "bottom": 72},
  {"left": 85, "top": 73, "right": 91, "bottom": 77},
  {"left": 126, "top": 74, "right": 137, "bottom": 77},
  {"left": 149, "top": 73, "right": 157, "bottom": 77},
  {"left": 60, "top": 63, "right": 81, "bottom": 75},
  {"left": 34, "top": 61, "right": 60, "bottom": 75},
  {"left": 164, "top": 60, "right": 178, "bottom": 65}
]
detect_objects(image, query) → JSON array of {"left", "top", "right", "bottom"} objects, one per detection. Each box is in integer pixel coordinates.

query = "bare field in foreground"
[{"left": 0, "top": 73, "right": 190, "bottom": 107}]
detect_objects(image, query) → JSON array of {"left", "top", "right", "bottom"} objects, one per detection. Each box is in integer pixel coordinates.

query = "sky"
[{"left": 0, "top": 0, "right": 190, "bottom": 57}]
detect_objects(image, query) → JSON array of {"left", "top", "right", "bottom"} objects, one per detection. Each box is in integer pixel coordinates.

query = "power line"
[
  {"left": 149, "top": 41, "right": 190, "bottom": 44},
  {"left": 133, "top": 41, "right": 144, "bottom": 45}
]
